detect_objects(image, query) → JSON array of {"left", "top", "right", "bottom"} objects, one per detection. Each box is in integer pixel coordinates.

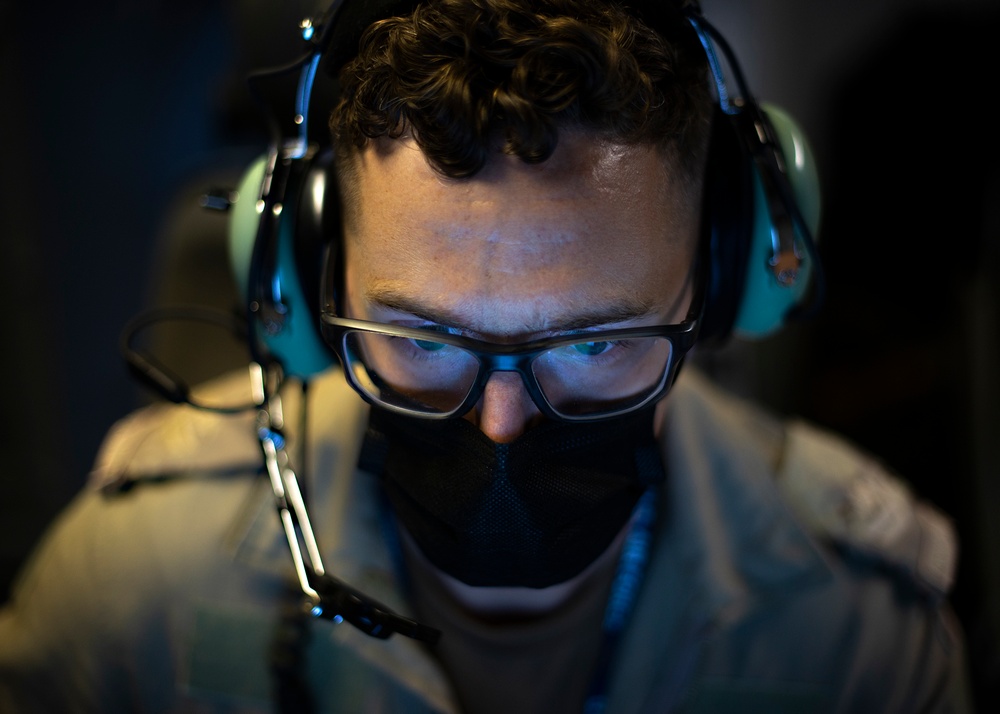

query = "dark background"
[{"left": 2, "top": 0, "right": 997, "bottom": 709}]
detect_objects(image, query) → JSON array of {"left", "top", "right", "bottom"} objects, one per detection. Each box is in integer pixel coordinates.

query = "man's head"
[
  {"left": 325, "top": 0, "right": 713, "bottom": 442},
  {"left": 217, "top": 0, "right": 819, "bottom": 595}
]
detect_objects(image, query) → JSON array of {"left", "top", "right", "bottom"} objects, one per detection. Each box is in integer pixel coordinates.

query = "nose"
[{"left": 471, "top": 371, "right": 542, "bottom": 444}]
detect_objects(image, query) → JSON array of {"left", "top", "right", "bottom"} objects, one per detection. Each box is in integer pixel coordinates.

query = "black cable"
[{"left": 119, "top": 305, "right": 257, "bottom": 413}]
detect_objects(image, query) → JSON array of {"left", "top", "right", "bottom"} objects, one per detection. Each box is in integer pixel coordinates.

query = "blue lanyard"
[{"left": 583, "top": 487, "right": 659, "bottom": 714}]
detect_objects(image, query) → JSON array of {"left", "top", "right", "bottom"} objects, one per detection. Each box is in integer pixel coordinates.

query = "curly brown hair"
[{"left": 330, "top": 0, "right": 712, "bottom": 183}]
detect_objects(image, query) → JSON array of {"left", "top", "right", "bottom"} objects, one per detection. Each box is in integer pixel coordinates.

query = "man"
[{"left": 0, "top": 0, "right": 973, "bottom": 712}]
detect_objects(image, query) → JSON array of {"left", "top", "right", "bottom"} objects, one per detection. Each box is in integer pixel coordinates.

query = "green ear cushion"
[
  {"left": 227, "top": 157, "right": 265, "bottom": 304},
  {"left": 732, "top": 103, "right": 821, "bottom": 339},
  {"left": 228, "top": 156, "right": 335, "bottom": 378}
]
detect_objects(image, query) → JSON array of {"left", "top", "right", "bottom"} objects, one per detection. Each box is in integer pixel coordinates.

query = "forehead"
[{"left": 341, "top": 132, "right": 700, "bottom": 335}]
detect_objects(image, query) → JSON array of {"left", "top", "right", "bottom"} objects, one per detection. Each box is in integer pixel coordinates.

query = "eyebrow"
[{"left": 363, "top": 287, "right": 659, "bottom": 336}]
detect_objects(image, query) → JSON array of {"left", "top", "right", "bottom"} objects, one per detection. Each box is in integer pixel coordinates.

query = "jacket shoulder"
[
  {"left": 776, "top": 419, "right": 957, "bottom": 602},
  {"left": 672, "top": 369, "right": 957, "bottom": 601},
  {"left": 91, "top": 368, "right": 367, "bottom": 494},
  {"left": 90, "top": 370, "right": 269, "bottom": 492}
]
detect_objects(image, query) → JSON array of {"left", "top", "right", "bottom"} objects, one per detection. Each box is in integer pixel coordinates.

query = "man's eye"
[
  {"left": 412, "top": 338, "right": 447, "bottom": 352},
  {"left": 407, "top": 325, "right": 461, "bottom": 352},
  {"left": 572, "top": 341, "right": 612, "bottom": 356}
]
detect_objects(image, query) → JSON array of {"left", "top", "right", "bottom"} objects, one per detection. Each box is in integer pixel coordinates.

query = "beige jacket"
[{"left": 0, "top": 368, "right": 972, "bottom": 713}]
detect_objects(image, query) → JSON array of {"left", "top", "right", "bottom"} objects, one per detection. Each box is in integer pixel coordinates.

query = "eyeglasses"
[{"left": 319, "top": 273, "right": 703, "bottom": 422}]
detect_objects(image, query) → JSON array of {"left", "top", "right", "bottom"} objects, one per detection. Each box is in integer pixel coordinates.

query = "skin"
[{"left": 341, "top": 131, "right": 702, "bottom": 445}]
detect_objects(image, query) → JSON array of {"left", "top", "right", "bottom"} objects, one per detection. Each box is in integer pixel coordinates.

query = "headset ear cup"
[
  {"left": 732, "top": 103, "right": 822, "bottom": 338},
  {"left": 293, "top": 149, "right": 341, "bottom": 332},
  {"left": 699, "top": 107, "right": 755, "bottom": 345},
  {"left": 228, "top": 155, "right": 336, "bottom": 379}
]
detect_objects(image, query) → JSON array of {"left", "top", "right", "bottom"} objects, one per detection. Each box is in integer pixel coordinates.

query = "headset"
[
  {"left": 119, "top": 0, "right": 825, "bottom": 649},
  {"left": 226, "top": 0, "right": 824, "bottom": 383}
]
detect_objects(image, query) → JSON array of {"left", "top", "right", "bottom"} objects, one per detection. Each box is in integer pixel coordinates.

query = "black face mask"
[{"left": 362, "top": 407, "right": 666, "bottom": 588}]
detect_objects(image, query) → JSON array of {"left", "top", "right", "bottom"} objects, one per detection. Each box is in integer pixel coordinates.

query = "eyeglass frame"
[{"left": 318, "top": 261, "right": 706, "bottom": 423}]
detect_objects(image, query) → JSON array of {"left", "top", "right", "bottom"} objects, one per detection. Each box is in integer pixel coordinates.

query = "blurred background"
[{"left": 1, "top": 0, "right": 997, "bottom": 708}]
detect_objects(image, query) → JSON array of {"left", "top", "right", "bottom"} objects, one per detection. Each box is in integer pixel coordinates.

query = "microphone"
[{"left": 309, "top": 569, "right": 441, "bottom": 644}]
